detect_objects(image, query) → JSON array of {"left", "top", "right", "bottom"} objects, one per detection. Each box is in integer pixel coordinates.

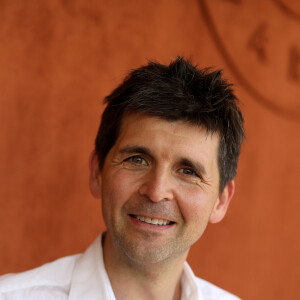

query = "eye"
[
  {"left": 125, "top": 155, "right": 147, "bottom": 166},
  {"left": 179, "top": 168, "right": 200, "bottom": 178}
]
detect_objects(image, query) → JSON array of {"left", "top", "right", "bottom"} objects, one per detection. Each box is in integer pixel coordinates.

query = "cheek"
[
  {"left": 176, "top": 187, "right": 217, "bottom": 227},
  {"left": 101, "top": 170, "right": 140, "bottom": 209}
]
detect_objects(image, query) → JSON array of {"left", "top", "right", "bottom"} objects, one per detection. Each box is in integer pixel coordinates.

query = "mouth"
[{"left": 129, "top": 214, "right": 175, "bottom": 226}]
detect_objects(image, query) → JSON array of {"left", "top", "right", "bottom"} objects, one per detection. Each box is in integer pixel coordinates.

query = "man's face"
[{"left": 90, "top": 114, "right": 234, "bottom": 265}]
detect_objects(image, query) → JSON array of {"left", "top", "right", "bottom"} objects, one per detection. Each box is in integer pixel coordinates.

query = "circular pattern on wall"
[{"left": 200, "top": 0, "right": 300, "bottom": 121}]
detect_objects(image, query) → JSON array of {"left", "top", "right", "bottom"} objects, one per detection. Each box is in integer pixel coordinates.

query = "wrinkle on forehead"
[{"left": 119, "top": 113, "right": 219, "bottom": 145}]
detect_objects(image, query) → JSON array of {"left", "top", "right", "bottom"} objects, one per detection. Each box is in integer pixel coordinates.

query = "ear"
[
  {"left": 209, "top": 180, "right": 235, "bottom": 224},
  {"left": 89, "top": 150, "right": 102, "bottom": 199}
]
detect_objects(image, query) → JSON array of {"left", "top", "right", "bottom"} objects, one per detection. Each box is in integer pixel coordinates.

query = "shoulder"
[
  {"left": 182, "top": 262, "right": 241, "bottom": 300},
  {"left": 0, "top": 253, "right": 80, "bottom": 299},
  {"left": 195, "top": 276, "right": 241, "bottom": 300}
]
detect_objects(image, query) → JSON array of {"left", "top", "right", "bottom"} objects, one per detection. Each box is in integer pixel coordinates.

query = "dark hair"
[{"left": 95, "top": 57, "right": 245, "bottom": 193}]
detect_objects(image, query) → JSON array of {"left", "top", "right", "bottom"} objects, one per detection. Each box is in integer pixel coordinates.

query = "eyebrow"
[
  {"left": 119, "top": 145, "right": 152, "bottom": 156},
  {"left": 179, "top": 158, "right": 207, "bottom": 176},
  {"left": 120, "top": 145, "right": 207, "bottom": 175}
]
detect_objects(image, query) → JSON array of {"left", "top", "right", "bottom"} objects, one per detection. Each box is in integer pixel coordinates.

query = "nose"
[{"left": 138, "top": 168, "right": 174, "bottom": 202}]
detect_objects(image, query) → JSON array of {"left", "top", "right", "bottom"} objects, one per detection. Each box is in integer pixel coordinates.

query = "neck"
[{"left": 103, "top": 233, "right": 188, "bottom": 300}]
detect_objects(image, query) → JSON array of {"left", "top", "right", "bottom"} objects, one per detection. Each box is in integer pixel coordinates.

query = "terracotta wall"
[{"left": 0, "top": 1, "right": 299, "bottom": 299}]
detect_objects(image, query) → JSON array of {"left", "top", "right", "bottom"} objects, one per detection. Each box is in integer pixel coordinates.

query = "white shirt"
[{"left": 0, "top": 234, "right": 240, "bottom": 300}]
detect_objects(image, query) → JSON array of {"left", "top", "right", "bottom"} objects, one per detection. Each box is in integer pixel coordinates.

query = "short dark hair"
[{"left": 95, "top": 57, "right": 245, "bottom": 193}]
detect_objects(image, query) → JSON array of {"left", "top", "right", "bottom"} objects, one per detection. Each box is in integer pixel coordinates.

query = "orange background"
[{"left": 0, "top": 1, "right": 299, "bottom": 299}]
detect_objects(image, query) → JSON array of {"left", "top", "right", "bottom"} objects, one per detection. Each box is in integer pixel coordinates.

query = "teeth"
[
  {"left": 135, "top": 215, "right": 171, "bottom": 225},
  {"left": 158, "top": 219, "right": 164, "bottom": 225},
  {"left": 145, "top": 217, "right": 151, "bottom": 223}
]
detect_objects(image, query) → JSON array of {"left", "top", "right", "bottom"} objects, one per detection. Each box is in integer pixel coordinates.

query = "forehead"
[{"left": 114, "top": 113, "right": 220, "bottom": 162}]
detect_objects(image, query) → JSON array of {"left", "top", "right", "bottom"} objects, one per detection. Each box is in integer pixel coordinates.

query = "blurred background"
[{"left": 0, "top": 0, "right": 299, "bottom": 299}]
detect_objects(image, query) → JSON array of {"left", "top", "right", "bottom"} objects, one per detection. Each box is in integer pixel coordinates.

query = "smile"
[{"left": 131, "top": 214, "right": 173, "bottom": 226}]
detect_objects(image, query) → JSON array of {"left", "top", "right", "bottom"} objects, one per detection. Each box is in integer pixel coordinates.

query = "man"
[{"left": 0, "top": 57, "right": 245, "bottom": 299}]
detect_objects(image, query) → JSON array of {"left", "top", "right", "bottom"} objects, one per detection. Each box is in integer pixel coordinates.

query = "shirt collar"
[
  {"left": 68, "top": 233, "right": 204, "bottom": 300},
  {"left": 181, "top": 262, "right": 205, "bottom": 300},
  {"left": 68, "top": 234, "right": 115, "bottom": 300}
]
